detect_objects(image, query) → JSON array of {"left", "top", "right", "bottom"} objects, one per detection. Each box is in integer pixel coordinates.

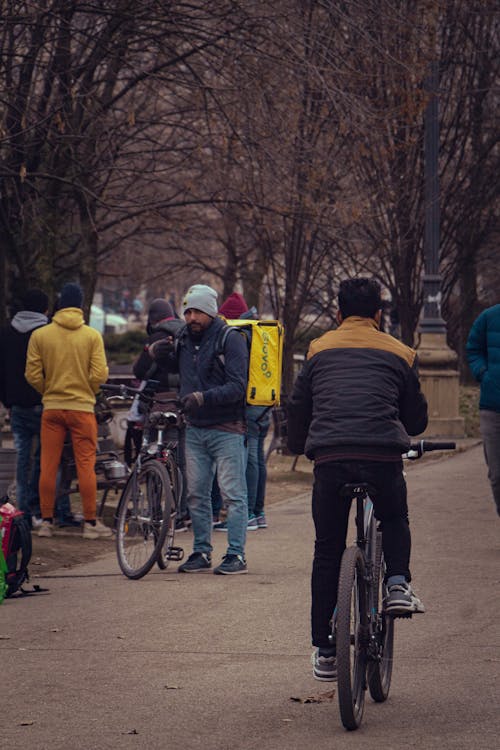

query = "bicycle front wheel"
[
  {"left": 367, "top": 531, "right": 394, "bottom": 702},
  {"left": 336, "top": 545, "right": 368, "bottom": 731},
  {"left": 116, "top": 459, "right": 172, "bottom": 579}
]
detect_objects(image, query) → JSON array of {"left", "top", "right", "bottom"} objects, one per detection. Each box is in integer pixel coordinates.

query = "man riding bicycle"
[{"left": 287, "top": 278, "right": 428, "bottom": 681}]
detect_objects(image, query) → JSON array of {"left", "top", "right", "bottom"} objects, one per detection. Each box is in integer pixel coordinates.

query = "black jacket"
[
  {"left": 0, "top": 314, "right": 48, "bottom": 408},
  {"left": 133, "top": 319, "right": 184, "bottom": 389},
  {"left": 156, "top": 316, "right": 249, "bottom": 427},
  {"left": 287, "top": 316, "right": 428, "bottom": 460}
]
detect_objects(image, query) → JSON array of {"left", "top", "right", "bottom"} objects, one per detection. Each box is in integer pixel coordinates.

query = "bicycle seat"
[{"left": 340, "top": 483, "right": 377, "bottom": 499}]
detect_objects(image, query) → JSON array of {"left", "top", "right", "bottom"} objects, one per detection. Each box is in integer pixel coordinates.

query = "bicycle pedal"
[
  {"left": 389, "top": 611, "right": 413, "bottom": 619},
  {"left": 166, "top": 546, "right": 184, "bottom": 561}
]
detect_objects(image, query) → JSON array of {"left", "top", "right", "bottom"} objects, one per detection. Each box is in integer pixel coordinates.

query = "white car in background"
[{"left": 89, "top": 305, "right": 128, "bottom": 335}]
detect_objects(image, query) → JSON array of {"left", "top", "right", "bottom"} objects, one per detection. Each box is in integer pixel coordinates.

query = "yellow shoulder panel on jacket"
[{"left": 307, "top": 317, "right": 416, "bottom": 367}]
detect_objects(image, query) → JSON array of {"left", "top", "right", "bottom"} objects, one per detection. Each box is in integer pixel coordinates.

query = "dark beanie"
[
  {"left": 147, "top": 298, "right": 175, "bottom": 333},
  {"left": 218, "top": 292, "right": 248, "bottom": 320},
  {"left": 59, "top": 282, "right": 83, "bottom": 309},
  {"left": 22, "top": 288, "right": 49, "bottom": 314}
]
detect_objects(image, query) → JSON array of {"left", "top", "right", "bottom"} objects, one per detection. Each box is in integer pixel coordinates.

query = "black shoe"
[
  {"left": 213, "top": 554, "right": 247, "bottom": 575},
  {"left": 178, "top": 552, "right": 211, "bottom": 573}
]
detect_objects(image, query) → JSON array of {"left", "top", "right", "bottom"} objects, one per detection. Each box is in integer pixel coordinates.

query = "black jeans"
[{"left": 311, "top": 460, "right": 410, "bottom": 648}]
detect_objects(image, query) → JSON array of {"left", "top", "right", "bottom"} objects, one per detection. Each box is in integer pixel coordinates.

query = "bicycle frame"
[{"left": 346, "top": 488, "right": 381, "bottom": 649}]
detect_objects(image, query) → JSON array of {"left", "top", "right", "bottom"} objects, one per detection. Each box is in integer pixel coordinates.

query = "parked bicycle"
[
  {"left": 101, "top": 382, "right": 184, "bottom": 580},
  {"left": 334, "top": 439, "right": 456, "bottom": 731}
]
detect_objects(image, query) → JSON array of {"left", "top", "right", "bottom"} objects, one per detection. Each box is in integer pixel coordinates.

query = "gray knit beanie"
[{"left": 181, "top": 284, "right": 218, "bottom": 318}]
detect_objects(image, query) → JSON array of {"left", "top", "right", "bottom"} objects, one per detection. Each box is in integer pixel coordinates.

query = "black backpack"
[{"left": 0, "top": 501, "right": 47, "bottom": 597}]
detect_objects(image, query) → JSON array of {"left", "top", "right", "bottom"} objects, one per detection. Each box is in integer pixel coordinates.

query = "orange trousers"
[{"left": 40, "top": 409, "right": 98, "bottom": 521}]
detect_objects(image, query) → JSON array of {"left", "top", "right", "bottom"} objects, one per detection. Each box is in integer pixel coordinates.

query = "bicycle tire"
[
  {"left": 116, "top": 459, "right": 172, "bottom": 579},
  {"left": 157, "top": 454, "right": 179, "bottom": 570},
  {"left": 367, "top": 532, "right": 394, "bottom": 702},
  {"left": 336, "top": 545, "right": 368, "bottom": 731}
]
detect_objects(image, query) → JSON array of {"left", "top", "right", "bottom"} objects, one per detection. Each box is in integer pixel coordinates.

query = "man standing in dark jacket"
[
  {"left": 0, "top": 289, "right": 49, "bottom": 525},
  {"left": 287, "top": 278, "right": 428, "bottom": 682},
  {"left": 152, "top": 284, "right": 250, "bottom": 575},
  {"left": 466, "top": 303, "right": 500, "bottom": 517}
]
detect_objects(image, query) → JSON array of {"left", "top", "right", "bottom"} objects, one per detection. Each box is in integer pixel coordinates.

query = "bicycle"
[
  {"left": 333, "top": 439, "right": 456, "bottom": 731},
  {"left": 101, "top": 382, "right": 185, "bottom": 580}
]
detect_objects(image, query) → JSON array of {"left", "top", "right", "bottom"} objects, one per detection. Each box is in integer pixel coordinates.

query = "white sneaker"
[
  {"left": 38, "top": 520, "right": 53, "bottom": 538},
  {"left": 83, "top": 520, "right": 112, "bottom": 539}
]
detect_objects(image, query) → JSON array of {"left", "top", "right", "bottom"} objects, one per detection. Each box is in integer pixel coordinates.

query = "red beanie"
[{"left": 218, "top": 292, "right": 248, "bottom": 320}]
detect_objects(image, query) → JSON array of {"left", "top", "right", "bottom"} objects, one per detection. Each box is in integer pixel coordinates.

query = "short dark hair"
[
  {"left": 22, "top": 288, "right": 49, "bottom": 314},
  {"left": 338, "top": 278, "right": 382, "bottom": 319}
]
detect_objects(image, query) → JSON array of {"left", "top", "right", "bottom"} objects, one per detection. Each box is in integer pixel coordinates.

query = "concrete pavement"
[{"left": 1, "top": 444, "right": 499, "bottom": 750}]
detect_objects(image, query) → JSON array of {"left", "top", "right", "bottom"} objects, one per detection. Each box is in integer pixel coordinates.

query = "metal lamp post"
[
  {"left": 417, "top": 60, "right": 464, "bottom": 438},
  {"left": 420, "top": 60, "right": 447, "bottom": 336}
]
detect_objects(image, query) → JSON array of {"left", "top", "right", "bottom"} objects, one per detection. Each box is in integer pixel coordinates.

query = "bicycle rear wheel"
[
  {"left": 367, "top": 531, "right": 394, "bottom": 702},
  {"left": 116, "top": 459, "right": 172, "bottom": 579},
  {"left": 157, "top": 454, "right": 179, "bottom": 570},
  {"left": 336, "top": 545, "right": 368, "bottom": 731}
]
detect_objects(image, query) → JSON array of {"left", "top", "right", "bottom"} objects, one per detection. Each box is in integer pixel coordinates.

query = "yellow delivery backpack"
[{"left": 219, "top": 319, "right": 284, "bottom": 407}]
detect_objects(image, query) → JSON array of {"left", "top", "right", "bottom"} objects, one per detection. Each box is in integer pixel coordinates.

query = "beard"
[{"left": 187, "top": 322, "right": 205, "bottom": 341}]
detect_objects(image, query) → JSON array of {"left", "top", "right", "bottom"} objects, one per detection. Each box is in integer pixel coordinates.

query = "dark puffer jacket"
[
  {"left": 168, "top": 316, "right": 248, "bottom": 427},
  {"left": 287, "top": 316, "right": 428, "bottom": 460},
  {"left": 466, "top": 304, "right": 500, "bottom": 412}
]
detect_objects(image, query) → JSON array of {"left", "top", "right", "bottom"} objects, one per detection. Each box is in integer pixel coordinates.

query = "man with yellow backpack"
[{"left": 217, "top": 293, "right": 278, "bottom": 531}]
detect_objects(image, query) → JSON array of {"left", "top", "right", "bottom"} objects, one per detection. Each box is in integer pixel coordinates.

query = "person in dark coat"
[
  {"left": 124, "top": 299, "right": 183, "bottom": 467},
  {"left": 151, "top": 284, "right": 250, "bottom": 575},
  {"left": 466, "top": 303, "right": 500, "bottom": 517},
  {"left": 287, "top": 277, "right": 428, "bottom": 682},
  {"left": 0, "top": 289, "right": 49, "bottom": 526}
]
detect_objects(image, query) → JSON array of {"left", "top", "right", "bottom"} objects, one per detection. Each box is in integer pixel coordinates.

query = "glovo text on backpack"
[{"left": 223, "top": 319, "right": 284, "bottom": 407}]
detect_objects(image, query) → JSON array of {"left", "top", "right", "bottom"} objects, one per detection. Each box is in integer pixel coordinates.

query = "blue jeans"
[
  {"left": 10, "top": 405, "right": 42, "bottom": 522},
  {"left": 185, "top": 426, "right": 248, "bottom": 557},
  {"left": 246, "top": 421, "right": 269, "bottom": 516},
  {"left": 10, "top": 405, "right": 72, "bottom": 524}
]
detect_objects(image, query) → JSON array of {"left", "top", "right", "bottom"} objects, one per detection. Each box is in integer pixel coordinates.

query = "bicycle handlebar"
[
  {"left": 100, "top": 382, "right": 182, "bottom": 410},
  {"left": 404, "top": 439, "right": 456, "bottom": 459}
]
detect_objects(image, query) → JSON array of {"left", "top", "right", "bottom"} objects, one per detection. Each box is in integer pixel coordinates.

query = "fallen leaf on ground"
[
  {"left": 19, "top": 720, "right": 35, "bottom": 726},
  {"left": 164, "top": 685, "right": 180, "bottom": 690},
  {"left": 122, "top": 729, "right": 138, "bottom": 735},
  {"left": 0, "top": 635, "right": 11, "bottom": 640},
  {"left": 290, "top": 690, "right": 336, "bottom": 704}
]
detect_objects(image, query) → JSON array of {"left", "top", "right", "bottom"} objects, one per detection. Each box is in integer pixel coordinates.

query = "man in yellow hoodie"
[{"left": 25, "top": 283, "right": 110, "bottom": 539}]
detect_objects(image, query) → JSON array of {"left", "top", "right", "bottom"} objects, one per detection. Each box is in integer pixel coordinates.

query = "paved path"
[{"left": 2, "top": 445, "right": 499, "bottom": 750}]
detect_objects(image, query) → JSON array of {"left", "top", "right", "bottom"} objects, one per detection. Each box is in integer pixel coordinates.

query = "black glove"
[
  {"left": 181, "top": 392, "right": 204, "bottom": 416},
  {"left": 148, "top": 336, "right": 174, "bottom": 361}
]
